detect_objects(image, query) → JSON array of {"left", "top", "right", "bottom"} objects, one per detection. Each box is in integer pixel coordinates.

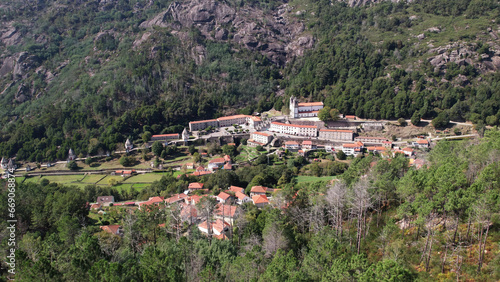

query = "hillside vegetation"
[
  {"left": 1, "top": 129, "right": 499, "bottom": 281},
  {"left": 0, "top": 0, "right": 498, "bottom": 161}
]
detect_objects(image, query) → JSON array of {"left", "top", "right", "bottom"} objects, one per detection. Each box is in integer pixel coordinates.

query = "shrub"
[
  {"left": 120, "top": 155, "right": 135, "bottom": 167},
  {"left": 336, "top": 150, "right": 346, "bottom": 160},
  {"left": 67, "top": 160, "right": 78, "bottom": 170}
]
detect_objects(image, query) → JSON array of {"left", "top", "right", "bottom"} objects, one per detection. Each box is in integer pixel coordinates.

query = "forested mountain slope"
[{"left": 0, "top": 0, "right": 499, "bottom": 160}]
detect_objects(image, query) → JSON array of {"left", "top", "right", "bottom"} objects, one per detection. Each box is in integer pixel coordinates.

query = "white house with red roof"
[
  {"left": 413, "top": 139, "right": 429, "bottom": 148},
  {"left": 235, "top": 191, "right": 252, "bottom": 205},
  {"left": 342, "top": 141, "right": 364, "bottom": 156},
  {"left": 198, "top": 219, "right": 230, "bottom": 236},
  {"left": 301, "top": 140, "right": 316, "bottom": 150},
  {"left": 250, "top": 186, "right": 268, "bottom": 197},
  {"left": 270, "top": 122, "right": 318, "bottom": 137},
  {"left": 382, "top": 140, "right": 393, "bottom": 148},
  {"left": 216, "top": 191, "right": 233, "bottom": 204},
  {"left": 402, "top": 147, "right": 414, "bottom": 157},
  {"left": 284, "top": 141, "right": 300, "bottom": 150},
  {"left": 208, "top": 157, "right": 226, "bottom": 171},
  {"left": 188, "top": 182, "right": 204, "bottom": 192}
]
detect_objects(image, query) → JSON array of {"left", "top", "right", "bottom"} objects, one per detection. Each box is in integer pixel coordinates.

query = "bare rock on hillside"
[{"left": 140, "top": 0, "right": 313, "bottom": 65}]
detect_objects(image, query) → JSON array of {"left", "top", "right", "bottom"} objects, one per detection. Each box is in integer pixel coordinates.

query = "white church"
[{"left": 289, "top": 96, "right": 324, "bottom": 119}]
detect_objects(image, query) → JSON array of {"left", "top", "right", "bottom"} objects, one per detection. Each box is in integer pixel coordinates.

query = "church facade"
[{"left": 289, "top": 96, "right": 324, "bottom": 119}]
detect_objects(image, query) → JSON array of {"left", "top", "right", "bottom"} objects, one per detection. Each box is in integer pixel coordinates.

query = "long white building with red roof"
[{"left": 270, "top": 121, "right": 318, "bottom": 137}]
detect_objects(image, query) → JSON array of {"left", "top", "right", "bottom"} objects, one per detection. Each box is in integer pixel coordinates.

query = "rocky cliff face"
[
  {"left": 339, "top": 0, "right": 410, "bottom": 7},
  {"left": 139, "top": 0, "right": 314, "bottom": 65}
]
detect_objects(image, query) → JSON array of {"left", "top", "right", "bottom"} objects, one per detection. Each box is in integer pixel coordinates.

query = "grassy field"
[
  {"left": 80, "top": 174, "right": 107, "bottom": 184},
  {"left": 112, "top": 183, "right": 135, "bottom": 192},
  {"left": 122, "top": 173, "right": 166, "bottom": 183},
  {"left": 234, "top": 146, "right": 261, "bottom": 162},
  {"left": 295, "top": 175, "right": 337, "bottom": 183},
  {"left": 96, "top": 175, "right": 125, "bottom": 185}
]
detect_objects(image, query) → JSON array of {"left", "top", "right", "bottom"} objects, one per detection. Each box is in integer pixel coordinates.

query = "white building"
[
  {"left": 125, "top": 139, "right": 133, "bottom": 150},
  {"left": 341, "top": 141, "right": 364, "bottom": 156},
  {"left": 284, "top": 141, "right": 300, "bottom": 150},
  {"left": 247, "top": 116, "right": 262, "bottom": 128},
  {"left": 354, "top": 136, "right": 387, "bottom": 144},
  {"left": 289, "top": 96, "right": 324, "bottom": 118},
  {"left": 251, "top": 132, "right": 272, "bottom": 145},
  {"left": 270, "top": 122, "right": 317, "bottom": 137},
  {"left": 182, "top": 128, "right": 189, "bottom": 142},
  {"left": 235, "top": 192, "right": 252, "bottom": 205},
  {"left": 319, "top": 129, "right": 354, "bottom": 141}
]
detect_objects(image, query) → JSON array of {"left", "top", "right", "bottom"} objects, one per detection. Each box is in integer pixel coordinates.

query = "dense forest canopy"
[{"left": 0, "top": 0, "right": 498, "bottom": 161}]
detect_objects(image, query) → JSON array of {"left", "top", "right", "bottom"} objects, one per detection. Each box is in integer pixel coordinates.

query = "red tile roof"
[
  {"left": 217, "top": 114, "right": 249, "bottom": 121},
  {"left": 253, "top": 132, "right": 271, "bottom": 137},
  {"left": 417, "top": 139, "right": 429, "bottom": 144},
  {"left": 180, "top": 204, "right": 198, "bottom": 219},
  {"left": 217, "top": 192, "right": 232, "bottom": 201},
  {"left": 100, "top": 225, "right": 120, "bottom": 235},
  {"left": 148, "top": 196, "right": 165, "bottom": 203},
  {"left": 188, "top": 195, "right": 202, "bottom": 204},
  {"left": 223, "top": 164, "right": 232, "bottom": 170},
  {"left": 189, "top": 119, "right": 218, "bottom": 124},
  {"left": 298, "top": 102, "right": 323, "bottom": 107},
  {"left": 252, "top": 195, "right": 269, "bottom": 204},
  {"left": 302, "top": 140, "right": 312, "bottom": 145},
  {"left": 209, "top": 158, "right": 225, "bottom": 164},
  {"left": 165, "top": 193, "right": 188, "bottom": 204},
  {"left": 198, "top": 219, "right": 230, "bottom": 234},
  {"left": 212, "top": 219, "right": 230, "bottom": 234},
  {"left": 343, "top": 142, "right": 364, "bottom": 148},
  {"left": 216, "top": 204, "right": 238, "bottom": 217},
  {"left": 189, "top": 182, "right": 204, "bottom": 189},
  {"left": 235, "top": 191, "right": 248, "bottom": 200},
  {"left": 229, "top": 186, "right": 245, "bottom": 193},
  {"left": 152, "top": 134, "right": 179, "bottom": 138},
  {"left": 251, "top": 186, "right": 267, "bottom": 193}
]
